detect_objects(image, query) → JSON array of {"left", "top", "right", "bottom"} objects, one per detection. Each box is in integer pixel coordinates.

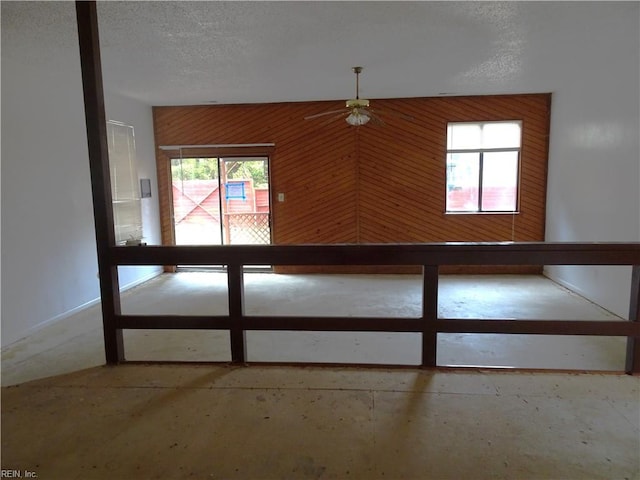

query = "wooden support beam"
[
  {"left": 437, "top": 319, "right": 638, "bottom": 336},
  {"left": 625, "top": 265, "right": 640, "bottom": 374},
  {"left": 422, "top": 266, "right": 438, "bottom": 367},
  {"left": 244, "top": 316, "right": 421, "bottom": 332},
  {"left": 116, "top": 315, "right": 232, "bottom": 330},
  {"left": 110, "top": 243, "right": 640, "bottom": 267},
  {"left": 228, "top": 264, "right": 247, "bottom": 363},
  {"left": 76, "top": 1, "right": 124, "bottom": 364}
]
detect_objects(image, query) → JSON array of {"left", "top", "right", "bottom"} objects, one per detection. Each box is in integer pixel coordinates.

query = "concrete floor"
[
  {"left": 1, "top": 274, "right": 638, "bottom": 479},
  {"left": 1, "top": 273, "right": 629, "bottom": 387},
  {"left": 2, "top": 364, "right": 639, "bottom": 479}
]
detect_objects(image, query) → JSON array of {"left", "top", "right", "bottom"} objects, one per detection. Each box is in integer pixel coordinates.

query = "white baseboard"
[
  {"left": 119, "top": 267, "right": 163, "bottom": 292},
  {"left": 542, "top": 268, "right": 588, "bottom": 298},
  {"left": 543, "top": 267, "right": 625, "bottom": 319},
  {"left": 1, "top": 268, "right": 163, "bottom": 350}
]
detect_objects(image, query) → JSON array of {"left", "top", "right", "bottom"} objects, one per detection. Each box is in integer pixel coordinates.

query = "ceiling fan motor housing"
[{"left": 346, "top": 99, "right": 370, "bottom": 108}]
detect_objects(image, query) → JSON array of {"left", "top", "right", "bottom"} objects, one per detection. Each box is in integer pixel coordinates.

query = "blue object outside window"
[{"left": 225, "top": 182, "right": 246, "bottom": 201}]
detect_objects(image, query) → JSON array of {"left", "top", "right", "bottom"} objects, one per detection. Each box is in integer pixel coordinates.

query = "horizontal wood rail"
[
  {"left": 112, "top": 242, "right": 640, "bottom": 266},
  {"left": 106, "top": 242, "right": 640, "bottom": 373},
  {"left": 75, "top": 3, "right": 638, "bottom": 374}
]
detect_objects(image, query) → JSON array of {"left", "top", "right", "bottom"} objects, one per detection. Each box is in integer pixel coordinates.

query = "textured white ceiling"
[{"left": 2, "top": 1, "right": 637, "bottom": 106}]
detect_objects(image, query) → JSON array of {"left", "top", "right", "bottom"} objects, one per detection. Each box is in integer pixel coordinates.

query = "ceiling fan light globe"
[{"left": 346, "top": 110, "right": 371, "bottom": 126}]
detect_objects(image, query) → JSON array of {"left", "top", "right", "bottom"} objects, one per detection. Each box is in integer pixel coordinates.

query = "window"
[
  {"left": 107, "top": 120, "right": 143, "bottom": 243},
  {"left": 446, "top": 121, "right": 521, "bottom": 213}
]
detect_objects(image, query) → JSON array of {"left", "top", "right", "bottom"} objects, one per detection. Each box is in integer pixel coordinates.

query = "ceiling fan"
[{"left": 304, "top": 66, "right": 408, "bottom": 126}]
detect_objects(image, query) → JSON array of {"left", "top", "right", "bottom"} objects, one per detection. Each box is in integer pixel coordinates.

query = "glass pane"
[
  {"left": 481, "top": 151, "right": 518, "bottom": 211},
  {"left": 171, "top": 157, "right": 221, "bottom": 245},
  {"left": 114, "top": 200, "right": 143, "bottom": 242},
  {"left": 446, "top": 152, "right": 480, "bottom": 212},
  {"left": 107, "top": 122, "right": 137, "bottom": 200},
  {"left": 447, "top": 123, "right": 482, "bottom": 150},
  {"left": 482, "top": 122, "right": 521, "bottom": 149},
  {"left": 107, "top": 121, "right": 142, "bottom": 243},
  {"left": 220, "top": 157, "right": 271, "bottom": 245}
]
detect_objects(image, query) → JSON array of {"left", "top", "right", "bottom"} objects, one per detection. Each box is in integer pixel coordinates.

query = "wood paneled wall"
[{"left": 153, "top": 94, "right": 550, "bottom": 273}]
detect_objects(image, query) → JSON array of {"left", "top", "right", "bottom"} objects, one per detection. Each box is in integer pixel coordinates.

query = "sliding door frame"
[{"left": 157, "top": 146, "right": 275, "bottom": 271}]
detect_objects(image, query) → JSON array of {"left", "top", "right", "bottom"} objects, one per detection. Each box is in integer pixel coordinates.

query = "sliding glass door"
[{"left": 170, "top": 156, "right": 271, "bottom": 247}]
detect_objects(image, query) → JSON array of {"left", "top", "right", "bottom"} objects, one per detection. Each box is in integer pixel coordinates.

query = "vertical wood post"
[
  {"left": 422, "top": 265, "right": 439, "bottom": 367},
  {"left": 228, "top": 264, "right": 247, "bottom": 362},
  {"left": 625, "top": 265, "right": 640, "bottom": 374},
  {"left": 76, "top": 1, "right": 124, "bottom": 363}
]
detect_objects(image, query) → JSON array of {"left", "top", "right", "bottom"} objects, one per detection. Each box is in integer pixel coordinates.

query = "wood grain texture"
[{"left": 153, "top": 94, "right": 550, "bottom": 273}]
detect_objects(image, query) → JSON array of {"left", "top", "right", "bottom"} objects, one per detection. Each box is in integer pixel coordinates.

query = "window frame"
[
  {"left": 445, "top": 120, "right": 522, "bottom": 214},
  {"left": 107, "top": 120, "right": 143, "bottom": 244}
]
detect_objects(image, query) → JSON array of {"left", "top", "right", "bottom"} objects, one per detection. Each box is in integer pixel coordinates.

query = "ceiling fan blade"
[
  {"left": 304, "top": 109, "right": 348, "bottom": 120},
  {"left": 304, "top": 68, "right": 413, "bottom": 128},
  {"left": 319, "top": 112, "right": 350, "bottom": 127},
  {"left": 368, "top": 107, "right": 415, "bottom": 122},
  {"left": 364, "top": 110, "right": 386, "bottom": 126}
]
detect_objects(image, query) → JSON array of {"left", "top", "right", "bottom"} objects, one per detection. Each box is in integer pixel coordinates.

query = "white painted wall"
[
  {"left": 1, "top": 1, "right": 638, "bottom": 349},
  {"left": 104, "top": 91, "right": 162, "bottom": 289},
  {"left": 1, "top": 2, "right": 161, "bottom": 348},
  {"left": 543, "top": 5, "right": 640, "bottom": 318}
]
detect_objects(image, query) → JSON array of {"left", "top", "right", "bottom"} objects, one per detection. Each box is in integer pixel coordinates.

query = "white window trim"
[
  {"left": 107, "top": 120, "right": 143, "bottom": 244},
  {"left": 445, "top": 121, "right": 522, "bottom": 214}
]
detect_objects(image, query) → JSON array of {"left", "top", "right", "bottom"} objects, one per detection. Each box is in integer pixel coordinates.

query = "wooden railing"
[
  {"left": 107, "top": 242, "right": 640, "bottom": 373},
  {"left": 75, "top": 3, "right": 639, "bottom": 374}
]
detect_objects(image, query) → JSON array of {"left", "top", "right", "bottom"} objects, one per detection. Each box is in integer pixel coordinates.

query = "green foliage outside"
[
  {"left": 171, "top": 158, "right": 218, "bottom": 181},
  {"left": 171, "top": 158, "right": 268, "bottom": 188},
  {"left": 226, "top": 161, "right": 268, "bottom": 188}
]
